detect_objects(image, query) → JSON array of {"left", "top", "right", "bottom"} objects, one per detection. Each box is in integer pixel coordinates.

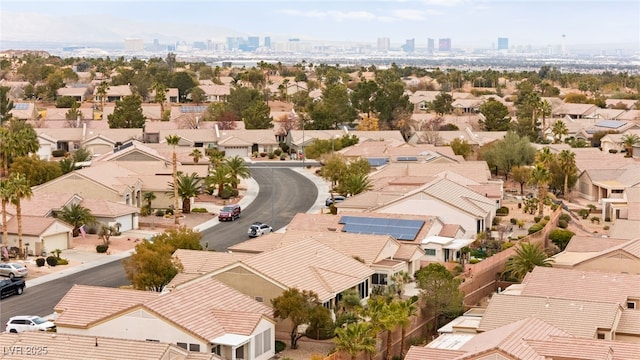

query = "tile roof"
[
  {"left": 146, "top": 278, "right": 273, "bottom": 341},
  {"left": 368, "top": 162, "right": 492, "bottom": 184},
  {"left": 439, "top": 224, "right": 462, "bottom": 238},
  {"left": 0, "top": 332, "right": 217, "bottom": 360},
  {"left": 478, "top": 294, "right": 622, "bottom": 338},
  {"left": 79, "top": 198, "right": 138, "bottom": 217},
  {"left": 4, "top": 192, "right": 78, "bottom": 217},
  {"left": 243, "top": 238, "right": 374, "bottom": 302},
  {"left": 5, "top": 216, "right": 72, "bottom": 236},
  {"left": 173, "top": 249, "right": 256, "bottom": 274},
  {"left": 520, "top": 266, "right": 640, "bottom": 306},
  {"left": 563, "top": 235, "right": 629, "bottom": 252},
  {"left": 54, "top": 285, "right": 161, "bottom": 327}
]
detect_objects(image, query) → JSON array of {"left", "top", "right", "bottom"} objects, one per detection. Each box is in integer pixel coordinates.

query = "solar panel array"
[
  {"left": 13, "top": 103, "right": 29, "bottom": 110},
  {"left": 367, "top": 158, "right": 389, "bottom": 167},
  {"left": 180, "top": 106, "right": 207, "bottom": 113},
  {"left": 397, "top": 156, "right": 418, "bottom": 162},
  {"left": 339, "top": 216, "right": 424, "bottom": 240},
  {"left": 595, "top": 120, "right": 625, "bottom": 129}
]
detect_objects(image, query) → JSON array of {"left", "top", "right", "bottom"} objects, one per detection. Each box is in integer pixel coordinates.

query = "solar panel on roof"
[
  {"left": 180, "top": 106, "right": 207, "bottom": 113},
  {"left": 397, "top": 156, "right": 418, "bottom": 162},
  {"left": 13, "top": 103, "right": 29, "bottom": 110},
  {"left": 339, "top": 216, "right": 425, "bottom": 241},
  {"left": 595, "top": 120, "right": 625, "bottom": 129},
  {"left": 367, "top": 158, "right": 389, "bottom": 167}
]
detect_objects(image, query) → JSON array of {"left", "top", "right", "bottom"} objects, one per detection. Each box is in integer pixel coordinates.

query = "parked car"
[
  {"left": 218, "top": 204, "right": 241, "bottom": 221},
  {"left": 325, "top": 195, "right": 346, "bottom": 207},
  {"left": 0, "top": 278, "right": 25, "bottom": 299},
  {"left": 248, "top": 222, "right": 273, "bottom": 238},
  {"left": 0, "top": 263, "right": 28, "bottom": 279},
  {"left": 5, "top": 315, "right": 55, "bottom": 333}
]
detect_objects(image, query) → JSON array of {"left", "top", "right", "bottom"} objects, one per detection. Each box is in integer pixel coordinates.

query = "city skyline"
[{"left": 1, "top": 0, "right": 639, "bottom": 50}]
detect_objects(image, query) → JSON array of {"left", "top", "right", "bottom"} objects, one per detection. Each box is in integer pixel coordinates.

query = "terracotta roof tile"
[
  {"left": 80, "top": 198, "right": 138, "bottom": 217},
  {"left": 173, "top": 249, "right": 256, "bottom": 274},
  {"left": 404, "top": 346, "right": 465, "bottom": 360},
  {"left": 5, "top": 216, "right": 71, "bottom": 236}
]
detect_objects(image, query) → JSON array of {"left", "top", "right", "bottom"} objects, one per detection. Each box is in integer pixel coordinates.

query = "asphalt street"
[{"left": 0, "top": 165, "right": 319, "bottom": 327}]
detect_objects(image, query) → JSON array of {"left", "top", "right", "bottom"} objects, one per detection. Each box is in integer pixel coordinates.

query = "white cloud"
[
  {"left": 278, "top": 9, "right": 384, "bottom": 22},
  {"left": 391, "top": 9, "right": 427, "bottom": 20},
  {"left": 419, "top": 0, "right": 467, "bottom": 6}
]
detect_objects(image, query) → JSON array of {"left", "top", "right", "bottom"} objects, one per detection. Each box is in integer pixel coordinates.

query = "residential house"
[
  {"left": 338, "top": 140, "right": 462, "bottom": 165},
  {"left": 93, "top": 84, "right": 132, "bottom": 103},
  {"left": 421, "top": 235, "right": 474, "bottom": 263},
  {"left": 600, "top": 129, "right": 640, "bottom": 153},
  {"left": 406, "top": 317, "right": 640, "bottom": 360},
  {"left": 408, "top": 128, "right": 506, "bottom": 147},
  {"left": 227, "top": 230, "right": 425, "bottom": 291},
  {"left": 215, "top": 129, "right": 279, "bottom": 158},
  {"left": 34, "top": 127, "right": 143, "bottom": 156},
  {"left": 553, "top": 103, "right": 599, "bottom": 119},
  {"left": 148, "top": 87, "right": 180, "bottom": 103},
  {"left": 57, "top": 86, "right": 91, "bottom": 102},
  {"left": 0, "top": 331, "right": 219, "bottom": 360},
  {"left": 8, "top": 102, "right": 38, "bottom": 121},
  {"left": 571, "top": 147, "right": 638, "bottom": 202},
  {"left": 574, "top": 120, "right": 640, "bottom": 144},
  {"left": 552, "top": 236, "right": 640, "bottom": 274},
  {"left": 286, "top": 129, "right": 406, "bottom": 155},
  {"left": 198, "top": 84, "right": 231, "bottom": 103},
  {"left": 3, "top": 215, "right": 73, "bottom": 255},
  {"left": 606, "top": 98, "right": 637, "bottom": 110},
  {"left": 54, "top": 278, "right": 275, "bottom": 359}
]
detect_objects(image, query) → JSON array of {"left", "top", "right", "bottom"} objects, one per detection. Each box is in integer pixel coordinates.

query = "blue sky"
[{"left": 1, "top": 0, "right": 639, "bottom": 48}]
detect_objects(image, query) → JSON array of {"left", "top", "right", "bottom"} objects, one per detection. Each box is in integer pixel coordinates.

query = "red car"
[{"left": 218, "top": 204, "right": 241, "bottom": 221}]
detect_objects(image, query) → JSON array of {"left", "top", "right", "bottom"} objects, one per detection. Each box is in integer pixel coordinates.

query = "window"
[
  {"left": 263, "top": 328, "right": 271, "bottom": 353},
  {"left": 372, "top": 273, "right": 388, "bottom": 285},
  {"left": 177, "top": 342, "right": 187, "bottom": 350},
  {"left": 358, "top": 279, "right": 369, "bottom": 299},
  {"left": 189, "top": 344, "right": 200, "bottom": 352},
  {"left": 235, "top": 345, "right": 244, "bottom": 359},
  {"left": 145, "top": 339, "right": 159, "bottom": 342},
  {"left": 255, "top": 332, "right": 263, "bottom": 356},
  {"left": 255, "top": 296, "right": 264, "bottom": 302},
  {"left": 628, "top": 301, "right": 636, "bottom": 309},
  {"left": 612, "top": 189, "right": 623, "bottom": 194},
  {"left": 597, "top": 333, "right": 605, "bottom": 340},
  {"left": 425, "top": 248, "right": 436, "bottom": 256},
  {"left": 211, "top": 345, "right": 221, "bottom": 355}
]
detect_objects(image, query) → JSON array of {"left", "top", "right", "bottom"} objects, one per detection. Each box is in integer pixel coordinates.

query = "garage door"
[
  {"left": 224, "top": 146, "right": 249, "bottom": 158},
  {"left": 114, "top": 215, "right": 133, "bottom": 232},
  {"left": 42, "top": 233, "right": 69, "bottom": 252}
]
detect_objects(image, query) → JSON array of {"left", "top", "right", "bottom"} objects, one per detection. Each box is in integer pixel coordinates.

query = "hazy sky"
[{"left": 1, "top": 0, "right": 639, "bottom": 48}]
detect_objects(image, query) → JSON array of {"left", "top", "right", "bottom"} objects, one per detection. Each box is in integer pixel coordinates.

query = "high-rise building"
[
  {"left": 498, "top": 37, "right": 509, "bottom": 50},
  {"left": 124, "top": 38, "right": 144, "bottom": 52},
  {"left": 264, "top": 36, "right": 271, "bottom": 48},
  {"left": 427, "top": 38, "right": 435, "bottom": 54},
  {"left": 247, "top": 36, "right": 259, "bottom": 50},
  {"left": 402, "top": 38, "right": 415, "bottom": 52},
  {"left": 438, "top": 38, "right": 451, "bottom": 52},
  {"left": 377, "top": 37, "right": 390, "bottom": 51}
]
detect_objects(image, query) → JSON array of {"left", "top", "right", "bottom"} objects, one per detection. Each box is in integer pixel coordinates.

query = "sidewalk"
[{"left": 27, "top": 165, "right": 330, "bottom": 288}]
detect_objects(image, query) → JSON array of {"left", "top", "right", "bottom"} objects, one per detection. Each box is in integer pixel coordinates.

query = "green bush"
[
  {"left": 578, "top": 209, "right": 590, "bottom": 219},
  {"left": 528, "top": 223, "right": 544, "bottom": 234},
  {"left": 52, "top": 149, "right": 67, "bottom": 157},
  {"left": 558, "top": 219, "right": 568, "bottom": 228},
  {"left": 165, "top": 208, "right": 174, "bottom": 215},
  {"left": 533, "top": 216, "right": 542, "bottom": 223},
  {"left": 549, "top": 229, "right": 575, "bottom": 251},
  {"left": 496, "top": 206, "right": 509, "bottom": 216},
  {"left": 279, "top": 141, "right": 290, "bottom": 153},
  {"left": 510, "top": 218, "right": 517, "bottom": 225},
  {"left": 36, "top": 258, "right": 46, "bottom": 267},
  {"left": 492, "top": 217, "right": 501, "bottom": 226},
  {"left": 275, "top": 341, "right": 286, "bottom": 353},
  {"left": 590, "top": 216, "right": 600, "bottom": 224},
  {"left": 559, "top": 213, "right": 571, "bottom": 223},
  {"left": 155, "top": 209, "right": 165, "bottom": 216},
  {"left": 469, "top": 258, "right": 480, "bottom": 264},
  {"left": 191, "top": 208, "right": 208, "bottom": 213},
  {"left": 55, "top": 96, "right": 78, "bottom": 108},
  {"left": 252, "top": 151, "right": 259, "bottom": 158},
  {"left": 46, "top": 256, "right": 58, "bottom": 266},
  {"left": 273, "top": 148, "right": 282, "bottom": 156},
  {"left": 544, "top": 215, "right": 550, "bottom": 221},
  {"left": 96, "top": 244, "right": 109, "bottom": 253},
  {"left": 56, "top": 258, "right": 69, "bottom": 265},
  {"left": 603, "top": 225, "right": 610, "bottom": 230},
  {"left": 280, "top": 154, "right": 286, "bottom": 160},
  {"left": 268, "top": 152, "right": 276, "bottom": 159}
]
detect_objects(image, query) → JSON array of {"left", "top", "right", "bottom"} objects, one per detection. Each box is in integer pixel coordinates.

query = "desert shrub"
[
  {"left": 603, "top": 225, "right": 610, "bottom": 230},
  {"left": 528, "top": 223, "right": 544, "bottom": 234},
  {"left": 605, "top": 217, "right": 611, "bottom": 222},
  {"left": 252, "top": 151, "right": 259, "bottom": 158},
  {"left": 609, "top": 149, "right": 618, "bottom": 153},
  {"left": 46, "top": 256, "right": 58, "bottom": 266},
  {"left": 559, "top": 213, "right": 571, "bottom": 222},
  {"left": 549, "top": 229, "right": 575, "bottom": 251},
  {"left": 275, "top": 341, "right": 286, "bottom": 353},
  {"left": 469, "top": 258, "right": 481, "bottom": 264},
  {"left": 534, "top": 216, "right": 542, "bottom": 223},
  {"left": 96, "top": 244, "right": 109, "bottom": 253},
  {"left": 260, "top": 152, "right": 267, "bottom": 157},
  {"left": 578, "top": 209, "right": 590, "bottom": 219},
  {"left": 36, "top": 258, "right": 46, "bottom": 267},
  {"left": 280, "top": 154, "right": 286, "bottom": 160},
  {"left": 558, "top": 219, "right": 568, "bottom": 228},
  {"left": 273, "top": 148, "right": 282, "bottom": 156},
  {"left": 279, "top": 141, "right": 290, "bottom": 153},
  {"left": 492, "top": 217, "right": 501, "bottom": 226},
  {"left": 591, "top": 216, "right": 600, "bottom": 224},
  {"left": 496, "top": 206, "right": 509, "bottom": 216},
  {"left": 501, "top": 242, "right": 515, "bottom": 250},
  {"left": 155, "top": 209, "right": 165, "bottom": 216},
  {"left": 544, "top": 215, "right": 550, "bottom": 221},
  {"left": 56, "top": 258, "right": 69, "bottom": 265},
  {"left": 268, "top": 152, "right": 276, "bottom": 159},
  {"left": 510, "top": 218, "right": 517, "bottom": 225},
  {"left": 191, "top": 207, "right": 208, "bottom": 213},
  {"left": 165, "top": 208, "right": 174, "bottom": 215}
]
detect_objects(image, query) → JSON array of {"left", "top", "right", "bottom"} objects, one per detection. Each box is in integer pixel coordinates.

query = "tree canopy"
[
  {"left": 271, "top": 288, "right": 323, "bottom": 349},
  {"left": 481, "top": 131, "right": 535, "bottom": 180},
  {"left": 107, "top": 95, "right": 146, "bottom": 128}
]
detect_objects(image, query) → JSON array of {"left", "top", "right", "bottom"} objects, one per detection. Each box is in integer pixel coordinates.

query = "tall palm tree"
[
  {"left": 168, "top": 172, "right": 203, "bottom": 214},
  {"left": 620, "top": 133, "right": 640, "bottom": 157},
  {"left": 96, "top": 81, "right": 109, "bottom": 111},
  {"left": 397, "top": 299, "right": 418, "bottom": 358},
  {"left": 143, "top": 191, "right": 156, "bottom": 211},
  {"left": 152, "top": 81, "right": 167, "bottom": 115},
  {"left": 558, "top": 150, "right": 577, "bottom": 198},
  {"left": 535, "top": 147, "right": 555, "bottom": 168},
  {"left": 338, "top": 172, "right": 372, "bottom": 197},
  {"left": 529, "top": 163, "right": 551, "bottom": 216},
  {"left": 165, "top": 134, "right": 181, "bottom": 225},
  {"left": 57, "top": 203, "right": 96, "bottom": 237},
  {"left": 551, "top": 120, "right": 568, "bottom": 144},
  {"left": 504, "top": 242, "right": 554, "bottom": 281},
  {"left": 379, "top": 301, "right": 403, "bottom": 360},
  {"left": 538, "top": 99, "right": 552, "bottom": 142},
  {"left": 224, "top": 156, "right": 251, "bottom": 190},
  {"left": 8, "top": 173, "right": 32, "bottom": 258},
  {"left": 0, "top": 178, "right": 11, "bottom": 248},
  {"left": 333, "top": 322, "right": 377, "bottom": 360}
]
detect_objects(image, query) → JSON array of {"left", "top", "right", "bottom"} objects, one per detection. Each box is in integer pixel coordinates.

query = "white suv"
[
  {"left": 6, "top": 316, "right": 55, "bottom": 333},
  {"left": 248, "top": 222, "right": 273, "bottom": 238}
]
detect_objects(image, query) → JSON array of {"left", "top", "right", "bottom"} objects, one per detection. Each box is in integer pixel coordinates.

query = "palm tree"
[
  {"left": 529, "top": 163, "right": 551, "bottom": 217},
  {"left": 558, "top": 150, "right": 577, "bottom": 198},
  {"left": 380, "top": 301, "right": 403, "bottom": 360},
  {"left": 96, "top": 81, "right": 109, "bottom": 111},
  {"left": 397, "top": 299, "right": 418, "bottom": 358},
  {"left": 620, "top": 133, "right": 640, "bottom": 157},
  {"left": 0, "top": 178, "right": 11, "bottom": 248},
  {"left": 189, "top": 148, "right": 203, "bottom": 163},
  {"left": 57, "top": 203, "right": 96, "bottom": 237},
  {"left": 338, "top": 172, "right": 372, "bottom": 197},
  {"left": 224, "top": 156, "right": 251, "bottom": 190},
  {"left": 551, "top": 120, "right": 568, "bottom": 144},
  {"left": 8, "top": 173, "right": 32, "bottom": 258},
  {"left": 538, "top": 99, "right": 552, "bottom": 142},
  {"left": 59, "top": 157, "right": 76, "bottom": 174},
  {"left": 166, "top": 134, "right": 181, "bottom": 225},
  {"left": 206, "top": 165, "right": 232, "bottom": 197},
  {"left": 152, "top": 82, "right": 167, "bottom": 115},
  {"left": 535, "top": 147, "right": 555, "bottom": 168},
  {"left": 143, "top": 191, "right": 156, "bottom": 212},
  {"left": 333, "top": 322, "right": 377, "bottom": 360},
  {"left": 168, "top": 172, "right": 203, "bottom": 214},
  {"left": 504, "top": 242, "right": 554, "bottom": 281}
]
